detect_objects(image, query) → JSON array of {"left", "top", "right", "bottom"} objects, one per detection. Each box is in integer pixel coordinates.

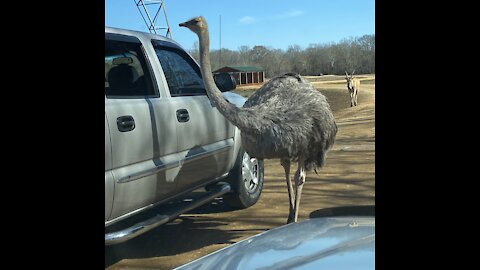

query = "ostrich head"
[
  {"left": 178, "top": 15, "right": 244, "bottom": 129},
  {"left": 179, "top": 16, "right": 207, "bottom": 35}
]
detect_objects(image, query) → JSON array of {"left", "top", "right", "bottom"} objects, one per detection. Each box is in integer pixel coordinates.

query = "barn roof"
[{"left": 213, "top": 66, "right": 264, "bottom": 72}]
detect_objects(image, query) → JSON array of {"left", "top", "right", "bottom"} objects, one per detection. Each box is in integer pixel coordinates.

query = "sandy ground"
[{"left": 105, "top": 75, "right": 375, "bottom": 269}]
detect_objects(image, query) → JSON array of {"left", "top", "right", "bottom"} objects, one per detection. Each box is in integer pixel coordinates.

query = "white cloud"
[{"left": 239, "top": 16, "right": 255, "bottom": 24}]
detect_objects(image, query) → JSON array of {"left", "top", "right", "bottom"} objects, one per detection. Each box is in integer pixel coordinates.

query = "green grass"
[
  {"left": 360, "top": 79, "right": 375, "bottom": 84},
  {"left": 233, "top": 75, "right": 374, "bottom": 99},
  {"left": 304, "top": 75, "right": 346, "bottom": 82}
]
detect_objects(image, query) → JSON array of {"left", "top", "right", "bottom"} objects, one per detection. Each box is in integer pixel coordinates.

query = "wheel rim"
[{"left": 241, "top": 152, "right": 259, "bottom": 193}]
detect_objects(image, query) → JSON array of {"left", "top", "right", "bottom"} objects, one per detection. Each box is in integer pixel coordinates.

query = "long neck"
[{"left": 197, "top": 28, "right": 250, "bottom": 129}]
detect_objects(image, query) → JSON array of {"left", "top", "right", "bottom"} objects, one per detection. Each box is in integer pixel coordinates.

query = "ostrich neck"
[{"left": 198, "top": 28, "right": 250, "bottom": 130}]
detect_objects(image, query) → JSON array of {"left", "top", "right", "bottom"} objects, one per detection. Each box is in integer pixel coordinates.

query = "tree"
[{"left": 186, "top": 34, "right": 374, "bottom": 77}]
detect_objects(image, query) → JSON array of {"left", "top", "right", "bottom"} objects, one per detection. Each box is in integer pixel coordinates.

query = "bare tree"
[{"left": 187, "top": 34, "right": 375, "bottom": 77}]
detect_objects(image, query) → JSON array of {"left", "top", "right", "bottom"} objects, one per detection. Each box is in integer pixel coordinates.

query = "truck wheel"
[{"left": 224, "top": 149, "right": 264, "bottom": 209}]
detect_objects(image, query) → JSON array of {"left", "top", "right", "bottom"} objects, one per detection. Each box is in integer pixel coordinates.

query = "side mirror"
[{"left": 214, "top": 73, "right": 236, "bottom": 92}]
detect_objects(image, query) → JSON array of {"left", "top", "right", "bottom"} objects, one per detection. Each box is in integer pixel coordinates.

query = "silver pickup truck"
[{"left": 105, "top": 27, "right": 264, "bottom": 245}]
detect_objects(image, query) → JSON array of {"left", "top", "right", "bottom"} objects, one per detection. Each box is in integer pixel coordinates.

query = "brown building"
[{"left": 213, "top": 66, "right": 265, "bottom": 86}]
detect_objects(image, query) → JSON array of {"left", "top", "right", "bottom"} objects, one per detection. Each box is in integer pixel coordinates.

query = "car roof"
[{"left": 105, "top": 26, "right": 183, "bottom": 48}]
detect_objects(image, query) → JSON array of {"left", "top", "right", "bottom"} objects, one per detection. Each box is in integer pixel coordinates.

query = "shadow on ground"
[
  {"left": 106, "top": 215, "right": 235, "bottom": 267},
  {"left": 309, "top": 205, "right": 375, "bottom": 218},
  {"left": 105, "top": 197, "right": 273, "bottom": 268}
]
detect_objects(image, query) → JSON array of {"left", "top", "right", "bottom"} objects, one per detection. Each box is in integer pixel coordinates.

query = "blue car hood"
[{"left": 174, "top": 216, "right": 375, "bottom": 270}]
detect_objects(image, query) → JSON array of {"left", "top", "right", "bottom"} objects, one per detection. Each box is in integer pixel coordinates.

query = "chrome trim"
[
  {"left": 242, "top": 152, "right": 260, "bottom": 193},
  {"left": 105, "top": 214, "right": 169, "bottom": 245},
  {"left": 105, "top": 182, "right": 231, "bottom": 245},
  {"left": 183, "top": 145, "right": 231, "bottom": 164},
  {"left": 117, "top": 160, "right": 179, "bottom": 183},
  {"left": 117, "top": 143, "right": 233, "bottom": 183},
  {"left": 105, "top": 172, "right": 230, "bottom": 227}
]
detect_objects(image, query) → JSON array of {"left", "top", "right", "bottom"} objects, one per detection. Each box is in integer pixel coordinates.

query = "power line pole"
[
  {"left": 133, "top": 0, "right": 172, "bottom": 38},
  {"left": 219, "top": 14, "right": 222, "bottom": 68}
]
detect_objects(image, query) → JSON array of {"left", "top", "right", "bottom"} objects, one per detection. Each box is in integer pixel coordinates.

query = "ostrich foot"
[{"left": 287, "top": 213, "right": 295, "bottom": 224}]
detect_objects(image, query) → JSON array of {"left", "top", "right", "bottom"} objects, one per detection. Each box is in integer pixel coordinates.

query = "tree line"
[{"left": 188, "top": 34, "right": 375, "bottom": 78}]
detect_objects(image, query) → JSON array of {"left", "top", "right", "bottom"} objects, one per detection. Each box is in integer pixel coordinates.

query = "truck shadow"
[
  {"left": 105, "top": 196, "right": 265, "bottom": 268},
  {"left": 105, "top": 216, "right": 238, "bottom": 268}
]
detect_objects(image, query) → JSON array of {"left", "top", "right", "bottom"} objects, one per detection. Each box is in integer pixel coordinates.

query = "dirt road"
[{"left": 105, "top": 75, "right": 375, "bottom": 269}]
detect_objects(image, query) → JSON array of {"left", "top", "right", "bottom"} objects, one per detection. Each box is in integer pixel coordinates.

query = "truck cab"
[{"left": 105, "top": 27, "right": 264, "bottom": 245}]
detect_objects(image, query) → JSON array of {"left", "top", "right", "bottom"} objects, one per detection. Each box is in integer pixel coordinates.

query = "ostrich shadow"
[{"left": 309, "top": 205, "right": 375, "bottom": 218}]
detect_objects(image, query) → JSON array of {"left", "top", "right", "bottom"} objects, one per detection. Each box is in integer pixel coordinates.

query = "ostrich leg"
[
  {"left": 293, "top": 160, "right": 306, "bottom": 223},
  {"left": 281, "top": 159, "right": 295, "bottom": 223}
]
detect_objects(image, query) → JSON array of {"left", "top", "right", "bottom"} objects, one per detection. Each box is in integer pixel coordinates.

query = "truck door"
[
  {"left": 151, "top": 40, "right": 235, "bottom": 191},
  {"left": 105, "top": 33, "right": 179, "bottom": 222},
  {"left": 105, "top": 113, "right": 114, "bottom": 221}
]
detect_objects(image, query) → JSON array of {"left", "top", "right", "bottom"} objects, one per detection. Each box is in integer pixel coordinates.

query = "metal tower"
[{"left": 134, "top": 0, "right": 172, "bottom": 38}]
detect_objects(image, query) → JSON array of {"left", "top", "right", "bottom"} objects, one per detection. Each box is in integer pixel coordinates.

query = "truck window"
[
  {"left": 152, "top": 42, "right": 206, "bottom": 97},
  {"left": 105, "top": 36, "right": 156, "bottom": 98}
]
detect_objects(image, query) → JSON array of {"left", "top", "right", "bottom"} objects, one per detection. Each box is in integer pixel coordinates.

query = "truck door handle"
[
  {"left": 117, "top": 115, "right": 135, "bottom": 132},
  {"left": 176, "top": 109, "right": 190, "bottom": 122}
]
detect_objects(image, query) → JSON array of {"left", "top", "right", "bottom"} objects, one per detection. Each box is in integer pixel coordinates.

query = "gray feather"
[{"left": 237, "top": 73, "right": 337, "bottom": 171}]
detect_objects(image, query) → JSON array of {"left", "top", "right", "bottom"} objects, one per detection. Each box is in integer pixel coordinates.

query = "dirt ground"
[{"left": 105, "top": 75, "right": 375, "bottom": 269}]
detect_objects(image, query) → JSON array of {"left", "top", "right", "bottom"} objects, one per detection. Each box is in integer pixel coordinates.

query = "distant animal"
[
  {"left": 345, "top": 70, "right": 360, "bottom": 107},
  {"left": 180, "top": 16, "right": 337, "bottom": 224}
]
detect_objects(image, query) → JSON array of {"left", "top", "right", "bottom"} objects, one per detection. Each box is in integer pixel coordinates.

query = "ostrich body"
[{"left": 180, "top": 17, "right": 337, "bottom": 223}]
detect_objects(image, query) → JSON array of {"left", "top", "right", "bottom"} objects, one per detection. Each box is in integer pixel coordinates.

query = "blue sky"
[{"left": 105, "top": 0, "right": 375, "bottom": 51}]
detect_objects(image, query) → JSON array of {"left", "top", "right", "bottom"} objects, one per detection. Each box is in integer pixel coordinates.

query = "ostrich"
[{"left": 180, "top": 16, "right": 337, "bottom": 223}]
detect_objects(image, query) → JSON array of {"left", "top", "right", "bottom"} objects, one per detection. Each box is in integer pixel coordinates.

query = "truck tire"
[{"left": 224, "top": 149, "right": 264, "bottom": 209}]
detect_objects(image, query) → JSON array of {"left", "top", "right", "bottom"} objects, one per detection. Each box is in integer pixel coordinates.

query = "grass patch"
[
  {"left": 304, "top": 75, "right": 345, "bottom": 82},
  {"left": 360, "top": 79, "right": 375, "bottom": 84}
]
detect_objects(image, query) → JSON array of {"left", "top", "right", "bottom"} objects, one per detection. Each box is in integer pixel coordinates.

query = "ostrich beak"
[
  {"left": 179, "top": 17, "right": 199, "bottom": 28},
  {"left": 179, "top": 19, "right": 193, "bottom": 27}
]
